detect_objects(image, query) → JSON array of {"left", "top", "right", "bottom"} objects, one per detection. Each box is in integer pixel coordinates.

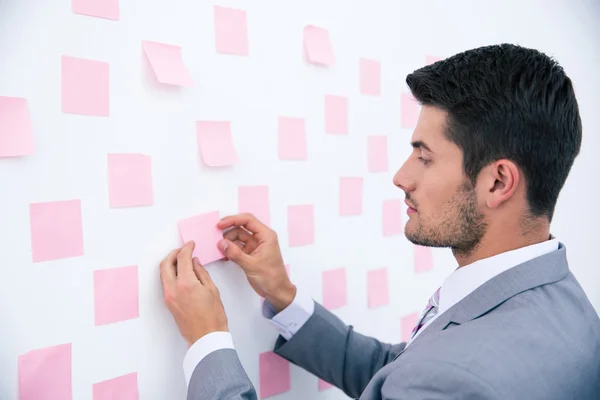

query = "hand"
[
  {"left": 217, "top": 213, "right": 296, "bottom": 313},
  {"left": 159, "top": 241, "right": 228, "bottom": 346}
]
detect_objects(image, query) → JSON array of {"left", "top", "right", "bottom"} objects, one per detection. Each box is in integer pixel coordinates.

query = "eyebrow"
[{"left": 410, "top": 140, "right": 434, "bottom": 153}]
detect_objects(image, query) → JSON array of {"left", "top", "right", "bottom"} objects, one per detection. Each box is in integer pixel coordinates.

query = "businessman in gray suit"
[{"left": 159, "top": 43, "right": 600, "bottom": 399}]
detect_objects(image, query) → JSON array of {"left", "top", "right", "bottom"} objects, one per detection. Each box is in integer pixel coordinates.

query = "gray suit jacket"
[{"left": 188, "top": 243, "right": 600, "bottom": 399}]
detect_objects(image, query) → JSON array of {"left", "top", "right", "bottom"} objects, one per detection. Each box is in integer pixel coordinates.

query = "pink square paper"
[
  {"left": 29, "top": 199, "right": 84, "bottom": 262},
  {"left": 107, "top": 153, "right": 153, "bottom": 208},
  {"left": 382, "top": 199, "right": 403, "bottom": 236},
  {"left": 401, "top": 93, "right": 419, "bottom": 129},
  {"left": 360, "top": 58, "right": 381, "bottom": 96},
  {"left": 72, "top": 0, "right": 119, "bottom": 20},
  {"left": 325, "top": 95, "right": 348, "bottom": 134},
  {"left": 142, "top": 41, "right": 194, "bottom": 87},
  {"left": 18, "top": 343, "right": 72, "bottom": 400},
  {"left": 319, "top": 379, "right": 334, "bottom": 391},
  {"left": 304, "top": 25, "right": 335, "bottom": 66},
  {"left": 238, "top": 185, "right": 270, "bottom": 227},
  {"left": 94, "top": 265, "right": 139, "bottom": 326},
  {"left": 414, "top": 245, "right": 434, "bottom": 273},
  {"left": 367, "top": 268, "right": 389, "bottom": 308},
  {"left": 323, "top": 267, "right": 347, "bottom": 310},
  {"left": 0, "top": 96, "right": 34, "bottom": 157},
  {"left": 214, "top": 6, "right": 248, "bottom": 56},
  {"left": 278, "top": 117, "right": 307, "bottom": 160},
  {"left": 339, "top": 177, "right": 363, "bottom": 215},
  {"left": 287, "top": 205, "right": 314, "bottom": 247},
  {"left": 401, "top": 312, "right": 419, "bottom": 342},
  {"left": 178, "top": 211, "right": 224, "bottom": 265},
  {"left": 93, "top": 373, "right": 138, "bottom": 400},
  {"left": 62, "top": 55, "right": 109, "bottom": 116},
  {"left": 368, "top": 135, "right": 388, "bottom": 173},
  {"left": 259, "top": 351, "right": 290, "bottom": 398},
  {"left": 196, "top": 121, "right": 239, "bottom": 167}
]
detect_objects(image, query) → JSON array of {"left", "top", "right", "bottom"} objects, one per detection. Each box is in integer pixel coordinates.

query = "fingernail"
[{"left": 219, "top": 240, "right": 228, "bottom": 251}]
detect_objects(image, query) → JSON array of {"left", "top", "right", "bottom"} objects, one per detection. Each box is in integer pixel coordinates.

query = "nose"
[{"left": 393, "top": 159, "right": 415, "bottom": 193}]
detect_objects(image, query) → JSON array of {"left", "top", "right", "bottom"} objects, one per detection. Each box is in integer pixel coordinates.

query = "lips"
[{"left": 405, "top": 200, "right": 417, "bottom": 212}]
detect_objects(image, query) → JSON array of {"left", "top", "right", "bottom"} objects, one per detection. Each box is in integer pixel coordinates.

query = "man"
[{"left": 159, "top": 44, "right": 600, "bottom": 399}]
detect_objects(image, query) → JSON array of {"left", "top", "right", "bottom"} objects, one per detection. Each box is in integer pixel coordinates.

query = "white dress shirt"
[{"left": 182, "top": 237, "right": 559, "bottom": 387}]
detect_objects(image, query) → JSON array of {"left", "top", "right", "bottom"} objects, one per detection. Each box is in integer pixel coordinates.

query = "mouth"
[{"left": 405, "top": 200, "right": 417, "bottom": 215}]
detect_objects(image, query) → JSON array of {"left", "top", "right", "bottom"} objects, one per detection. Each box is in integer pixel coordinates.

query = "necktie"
[{"left": 410, "top": 286, "right": 441, "bottom": 341}]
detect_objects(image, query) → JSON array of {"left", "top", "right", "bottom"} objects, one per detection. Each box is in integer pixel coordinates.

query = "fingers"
[
  {"left": 160, "top": 248, "right": 180, "bottom": 289},
  {"left": 218, "top": 238, "right": 252, "bottom": 267},
  {"left": 223, "top": 227, "right": 254, "bottom": 244},
  {"left": 176, "top": 241, "right": 197, "bottom": 282},
  {"left": 192, "top": 257, "right": 213, "bottom": 286},
  {"left": 218, "top": 213, "right": 270, "bottom": 238}
]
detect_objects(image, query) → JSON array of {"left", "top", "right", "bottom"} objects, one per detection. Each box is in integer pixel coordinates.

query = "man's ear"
[{"left": 483, "top": 160, "right": 520, "bottom": 209}]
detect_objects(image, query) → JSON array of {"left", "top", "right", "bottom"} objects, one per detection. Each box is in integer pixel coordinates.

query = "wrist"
[{"left": 266, "top": 282, "right": 297, "bottom": 313}]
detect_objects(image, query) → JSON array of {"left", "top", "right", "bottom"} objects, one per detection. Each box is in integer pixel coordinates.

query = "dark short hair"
[{"left": 406, "top": 43, "right": 582, "bottom": 221}]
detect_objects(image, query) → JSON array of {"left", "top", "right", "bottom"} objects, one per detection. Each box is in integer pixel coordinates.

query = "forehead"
[{"left": 411, "top": 105, "right": 457, "bottom": 155}]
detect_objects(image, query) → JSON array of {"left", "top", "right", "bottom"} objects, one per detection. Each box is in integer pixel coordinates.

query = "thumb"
[{"left": 219, "top": 239, "right": 252, "bottom": 267}]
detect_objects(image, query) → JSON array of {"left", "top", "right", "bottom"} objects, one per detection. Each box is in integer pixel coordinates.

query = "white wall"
[{"left": 0, "top": 0, "right": 598, "bottom": 399}]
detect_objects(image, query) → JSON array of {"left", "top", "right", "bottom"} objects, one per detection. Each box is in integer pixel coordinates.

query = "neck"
[{"left": 452, "top": 219, "right": 551, "bottom": 267}]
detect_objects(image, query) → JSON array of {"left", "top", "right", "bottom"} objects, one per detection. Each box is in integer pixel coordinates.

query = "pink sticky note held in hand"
[
  {"left": 278, "top": 117, "right": 307, "bottom": 160},
  {"left": 414, "top": 245, "right": 434, "bottom": 273},
  {"left": 259, "top": 351, "right": 290, "bottom": 398},
  {"left": 214, "top": 6, "right": 249, "bottom": 56},
  {"left": 368, "top": 135, "right": 388, "bottom": 173},
  {"left": 178, "top": 211, "right": 224, "bottom": 265},
  {"left": 325, "top": 95, "right": 348, "bottom": 134},
  {"left": 238, "top": 185, "right": 270, "bottom": 227},
  {"left": 107, "top": 154, "right": 153, "bottom": 208},
  {"left": 339, "top": 177, "right": 363, "bottom": 215},
  {"left": 0, "top": 96, "right": 34, "bottom": 157},
  {"left": 18, "top": 343, "right": 72, "bottom": 400},
  {"left": 303, "top": 25, "right": 335, "bottom": 65},
  {"left": 382, "top": 199, "right": 403, "bottom": 236},
  {"left": 367, "top": 268, "right": 389, "bottom": 308},
  {"left": 401, "top": 312, "right": 419, "bottom": 342},
  {"left": 72, "top": 0, "right": 119, "bottom": 20},
  {"left": 29, "top": 199, "right": 84, "bottom": 262},
  {"left": 93, "top": 373, "right": 138, "bottom": 400},
  {"left": 401, "top": 93, "right": 420, "bottom": 129},
  {"left": 360, "top": 58, "right": 381, "bottom": 96},
  {"left": 94, "top": 265, "right": 139, "bottom": 326},
  {"left": 287, "top": 205, "right": 314, "bottom": 247},
  {"left": 196, "top": 121, "right": 239, "bottom": 167},
  {"left": 322, "top": 267, "right": 347, "bottom": 310},
  {"left": 142, "top": 41, "right": 194, "bottom": 87},
  {"left": 62, "top": 55, "right": 109, "bottom": 116},
  {"left": 319, "top": 379, "right": 334, "bottom": 391}
]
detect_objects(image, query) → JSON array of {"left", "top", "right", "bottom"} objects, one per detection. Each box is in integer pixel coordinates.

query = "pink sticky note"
[
  {"left": 238, "top": 185, "right": 270, "bottom": 227},
  {"left": 0, "top": 96, "right": 34, "bottom": 157},
  {"left": 339, "top": 177, "right": 363, "bottom": 215},
  {"left": 214, "top": 6, "right": 248, "bottom": 56},
  {"left": 304, "top": 25, "right": 335, "bottom": 65},
  {"left": 94, "top": 265, "right": 139, "bottom": 326},
  {"left": 360, "top": 58, "right": 381, "bottom": 96},
  {"left": 278, "top": 117, "right": 307, "bottom": 160},
  {"left": 259, "top": 351, "right": 290, "bottom": 398},
  {"left": 61, "top": 55, "right": 109, "bottom": 117},
  {"left": 318, "top": 379, "right": 334, "bottom": 391},
  {"left": 325, "top": 95, "right": 348, "bottom": 134},
  {"left": 178, "top": 211, "right": 224, "bottom": 265},
  {"left": 72, "top": 0, "right": 119, "bottom": 20},
  {"left": 426, "top": 55, "right": 441, "bottom": 65},
  {"left": 287, "top": 205, "right": 314, "bottom": 247},
  {"left": 196, "top": 121, "right": 239, "bottom": 167},
  {"left": 107, "top": 154, "right": 153, "bottom": 208},
  {"left": 323, "top": 267, "right": 347, "bottom": 310},
  {"left": 18, "top": 343, "right": 72, "bottom": 400},
  {"left": 368, "top": 135, "right": 388, "bottom": 173},
  {"left": 382, "top": 199, "right": 403, "bottom": 236},
  {"left": 93, "top": 373, "right": 138, "bottom": 400},
  {"left": 414, "top": 245, "right": 434, "bottom": 273},
  {"left": 142, "top": 41, "right": 194, "bottom": 87},
  {"left": 401, "top": 93, "right": 419, "bottom": 129},
  {"left": 29, "top": 200, "right": 84, "bottom": 262},
  {"left": 401, "top": 312, "right": 419, "bottom": 342},
  {"left": 368, "top": 268, "right": 389, "bottom": 308}
]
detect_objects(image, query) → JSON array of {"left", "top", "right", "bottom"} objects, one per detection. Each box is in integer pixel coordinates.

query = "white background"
[{"left": 0, "top": 0, "right": 598, "bottom": 399}]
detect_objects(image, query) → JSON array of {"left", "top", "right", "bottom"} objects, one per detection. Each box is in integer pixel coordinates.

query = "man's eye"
[{"left": 418, "top": 156, "right": 429, "bottom": 165}]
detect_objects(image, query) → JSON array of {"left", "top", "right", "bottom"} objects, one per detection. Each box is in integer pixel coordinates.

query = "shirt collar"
[{"left": 437, "top": 236, "right": 559, "bottom": 315}]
